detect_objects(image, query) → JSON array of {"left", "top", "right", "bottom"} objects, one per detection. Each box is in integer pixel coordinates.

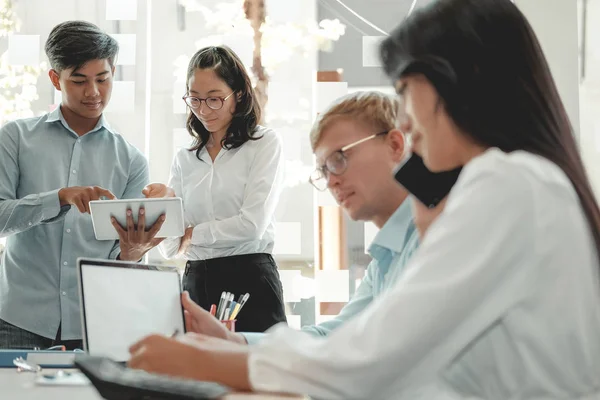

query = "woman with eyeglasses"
[{"left": 143, "top": 45, "right": 286, "bottom": 333}]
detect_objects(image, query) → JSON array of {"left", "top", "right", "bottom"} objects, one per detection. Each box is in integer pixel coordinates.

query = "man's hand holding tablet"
[{"left": 111, "top": 207, "right": 166, "bottom": 261}]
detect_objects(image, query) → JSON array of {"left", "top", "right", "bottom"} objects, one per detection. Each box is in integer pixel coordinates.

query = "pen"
[
  {"left": 232, "top": 293, "right": 250, "bottom": 319},
  {"left": 216, "top": 292, "right": 227, "bottom": 318},
  {"left": 223, "top": 307, "right": 231, "bottom": 321},
  {"left": 209, "top": 304, "right": 216, "bottom": 317},
  {"left": 230, "top": 303, "right": 241, "bottom": 320},
  {"left": 218, "top": 293, "right": 232, "bottom": 320},
  {"left": 227, "top": 301, "right": 237, "bottom": 320}
]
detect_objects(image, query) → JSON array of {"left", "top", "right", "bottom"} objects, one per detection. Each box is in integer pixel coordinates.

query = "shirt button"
[
  {"left": 61, "top": 291, "right": 67, "bottom": 296},
  {"left": 28, "top": 222, "right": 32, "bottom": 226},
  {"left": 63, "top": 261, "right": 68, "bottom": 266},
  {"left": 72, "top": 170, "right": 77, "bottom": 174},
  {"left": 66, "top": 229, "right": 71, "bottom": 233}
]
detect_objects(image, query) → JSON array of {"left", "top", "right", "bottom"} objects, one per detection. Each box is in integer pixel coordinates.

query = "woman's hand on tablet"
[
  {"left": 142, "top": 183, "right": 175, "bottom": 198},
  {"left": 112, "top": 207, "right": 166, "bottom": 261},
  {"left": 182, "top": 291, "right": 247, "bottom": 345}
]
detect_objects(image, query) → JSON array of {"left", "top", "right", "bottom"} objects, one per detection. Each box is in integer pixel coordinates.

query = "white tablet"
[
  {"left": 77, "top": 258, "right": 186, "bottom": 362},
  {"left": 89, "top": 197, "right": 185, "bottom": 241}
]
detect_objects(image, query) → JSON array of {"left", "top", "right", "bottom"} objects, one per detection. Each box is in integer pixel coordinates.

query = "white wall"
[{"left": 514, "top": 0, "right": 580, "bottom": 138}]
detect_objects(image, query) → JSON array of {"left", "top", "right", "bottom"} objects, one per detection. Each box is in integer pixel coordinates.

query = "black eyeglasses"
[
  {"left": 182, "top": 92, "right": 235, "bottom": 110},
  {"left": 309, "top": 131, "right": 388, "bottom": 191}
]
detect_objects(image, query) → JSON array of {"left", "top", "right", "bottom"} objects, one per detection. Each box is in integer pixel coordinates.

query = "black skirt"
[{"left": 182, "top": 253, "right": 287, "bottom": 333}]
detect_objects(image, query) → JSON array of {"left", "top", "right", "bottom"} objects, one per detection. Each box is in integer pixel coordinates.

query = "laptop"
[{"left": 76, "top": 258, "right": 186, "bottom": 363}]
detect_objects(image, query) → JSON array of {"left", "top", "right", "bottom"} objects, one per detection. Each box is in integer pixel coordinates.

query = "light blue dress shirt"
[
  {"left": 0, "top": 106, "right": 149, "bottom": 340},
  {"left": 244, "top": 199, "right": 419, "bottom": 344}
]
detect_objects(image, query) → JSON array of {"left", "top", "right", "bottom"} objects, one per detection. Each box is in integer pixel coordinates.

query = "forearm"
[
  {"left": 0, "top": 190, "right": 64, "bottom": 236},
  {"left": 194, "top": 345, "right": 251, "bottom": 391},
  {"left": 191, "top": 216, "right": 262, "bottom": 247}
]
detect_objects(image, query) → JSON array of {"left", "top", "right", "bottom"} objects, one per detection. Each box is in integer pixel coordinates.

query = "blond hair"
[{"left": 310, "top": 91, "right": 399, "bottom": 149}]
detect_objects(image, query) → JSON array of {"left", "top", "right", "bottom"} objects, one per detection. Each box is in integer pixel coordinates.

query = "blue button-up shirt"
[
  {"left": 244, "top": 199, "right": 419, "bottom": 344},
  {"left": 0, "top": 107, "right": 149, "bottom": 340}
]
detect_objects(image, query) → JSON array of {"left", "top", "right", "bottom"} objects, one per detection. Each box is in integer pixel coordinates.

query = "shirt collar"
[
  {"left": 368, "top": 199, "right": 414, "bottom": 257},
  {"left": 45, "top": 106, "right": 115, "bottom": 136}
]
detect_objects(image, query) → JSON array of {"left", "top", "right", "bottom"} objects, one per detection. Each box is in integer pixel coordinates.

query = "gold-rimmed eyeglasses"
[{"left": 309, "top": 131, "right": 388, "bottom": 191}]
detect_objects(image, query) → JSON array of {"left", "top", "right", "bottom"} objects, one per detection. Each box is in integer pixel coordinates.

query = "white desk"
[{"left": 0, "top": 369, "right": 304, "bottom": 400}]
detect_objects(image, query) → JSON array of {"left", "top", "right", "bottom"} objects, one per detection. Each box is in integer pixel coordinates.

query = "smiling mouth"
[{"left": 83, "top": 102, "right": 102, "bottom": 109}]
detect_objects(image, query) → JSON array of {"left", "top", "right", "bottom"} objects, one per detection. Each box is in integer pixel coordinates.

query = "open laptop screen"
[{"left": 77, "top": 258, "right": 185, "bottom": 362}]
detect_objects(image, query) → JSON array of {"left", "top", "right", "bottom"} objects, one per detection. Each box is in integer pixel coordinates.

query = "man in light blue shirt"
[
  {"left": 0, "top": 21, "right": 163, "bottom": 349},
  {"left": 174, "top": 91, "right": 427, "bottom": 346}
]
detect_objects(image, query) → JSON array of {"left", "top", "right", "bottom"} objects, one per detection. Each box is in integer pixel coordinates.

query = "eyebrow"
[
  {"left": 70, "top": 70, "right": 110, "bottom": 78},
  {"left": 188, "top": 89, "right": 224, "bottom": 95}
]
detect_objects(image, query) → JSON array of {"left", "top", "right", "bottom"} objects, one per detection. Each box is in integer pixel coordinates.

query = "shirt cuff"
[
  {"left": 40, "top": 189, "right": 62, "bottom": 220},
  {"left": 241, "top": 332, "right": 265, "bottom": 345}
]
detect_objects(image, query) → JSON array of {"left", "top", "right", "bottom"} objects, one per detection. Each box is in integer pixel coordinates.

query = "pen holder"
[{"left": 220, "top": 320, "right": 236, "bottom": 332}]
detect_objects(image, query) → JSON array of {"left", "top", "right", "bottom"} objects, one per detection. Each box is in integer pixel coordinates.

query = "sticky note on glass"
[
  {"left": 106, "top": 0, "right": 137, "bottom": 20},
  {"left": 269, "top": 0, "right": 304, "bottom": 23},
  {"left": 8, "top": 35, "right": 40, "bottom": 66},
  {"left": 111, "top": 34, "right": 136, "bottom": 66},
  {"left": 221, "top": 34, "right": 254, "bottom": 69},
  {"left": 286, "top": 315, "right": 301, "bottom": 330},
  {"left": 279, "top": 270, "right": 302, "bottom": 302},
  {"left": 316, "top": 270, "right": 350, "bottom": 302},
  {"left": 273, "top": 222, "right": 302, "bottom": 255},
  {"left": 105, "top": 81, "right": 135, "bottom": 113},
  {"left": 362, "top": 36, "right": 385, "bottom": 67},
  {"left": 314, "top": 82, "right": 348, "bottom": 115},
  {"left": 364, "top": 222, "right": 379, "bottom": 253},
  {"left": 279, "top": 127, "right": 302, "bottom": 162}
]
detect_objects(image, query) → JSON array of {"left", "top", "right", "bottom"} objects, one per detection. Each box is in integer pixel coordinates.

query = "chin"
[
  {"left": 345, "top": 207, "right": 367, "bottom": 222},
  {"left": 78, "top": 108, "right": 104, "bottom": 119}
]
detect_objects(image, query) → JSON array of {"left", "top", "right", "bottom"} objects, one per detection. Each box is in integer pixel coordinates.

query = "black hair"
[
  {"left": 185, "top": 45, "right": 262, "bottom": 159},
  {"left": 381, "top": 0, "right": 600, "bottom": 266},
  {"left": 45, "top": 20, "right": 119, "bottom": 73}
]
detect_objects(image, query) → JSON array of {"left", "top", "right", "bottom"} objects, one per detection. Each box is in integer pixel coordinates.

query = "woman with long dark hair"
[
  {"left": 144, "top": 46, "right": 286, "bottom": 333},
  {"left": 130, "top": 1, "right": 600, "bottom": 398}
]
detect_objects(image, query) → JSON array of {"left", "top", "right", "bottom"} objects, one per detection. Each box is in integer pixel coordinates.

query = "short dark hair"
[
  {"left": 380, "top": 0, "right": 600, "bottom": 270},
  {"left": 45, "top": 20, "right": 119, "bottom": 73},
  {"left": 185, "top": 45, "right": 262, "bottom": 159}
]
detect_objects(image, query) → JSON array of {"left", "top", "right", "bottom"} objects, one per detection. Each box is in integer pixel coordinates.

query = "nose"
[
  {"left": 326, "top": 172, "right": 342, "bottom": 190},
  {"left": 198, "top": 101, "right": 212, "bottom": 115},
  {"left": 84, "top": 82, "right": 100, "bottom": 98}
]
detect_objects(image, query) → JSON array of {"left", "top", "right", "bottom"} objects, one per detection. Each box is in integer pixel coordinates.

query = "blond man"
[{"left": 160, "top": 91, "right": 423, "bottom": 344}]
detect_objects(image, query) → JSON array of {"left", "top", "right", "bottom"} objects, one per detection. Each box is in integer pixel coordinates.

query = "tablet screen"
[{"left": 79, "top": 262, "right": 185, "bottom": 362}]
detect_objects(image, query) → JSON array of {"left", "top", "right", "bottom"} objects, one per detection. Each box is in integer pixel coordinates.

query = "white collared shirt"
[
  {"left": 159, "top": 126, "right": 284, "bottom": 260},
  {"left": 248, "top": 148, "right": 600, "bottom": 399}
]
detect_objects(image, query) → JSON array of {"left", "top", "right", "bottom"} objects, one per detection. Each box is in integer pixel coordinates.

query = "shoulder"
[
  {"left": 102, "top": 125, "right": 148, "bottom": 168},
  {"left": 251, "top": 125, "right": 283, "bottom": 149},
  {"left": 456, "top": 148, "right": 571, "bottom": 202},
  {"left": 0, "top": 115, "right": 48, "bottom": 139}
]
